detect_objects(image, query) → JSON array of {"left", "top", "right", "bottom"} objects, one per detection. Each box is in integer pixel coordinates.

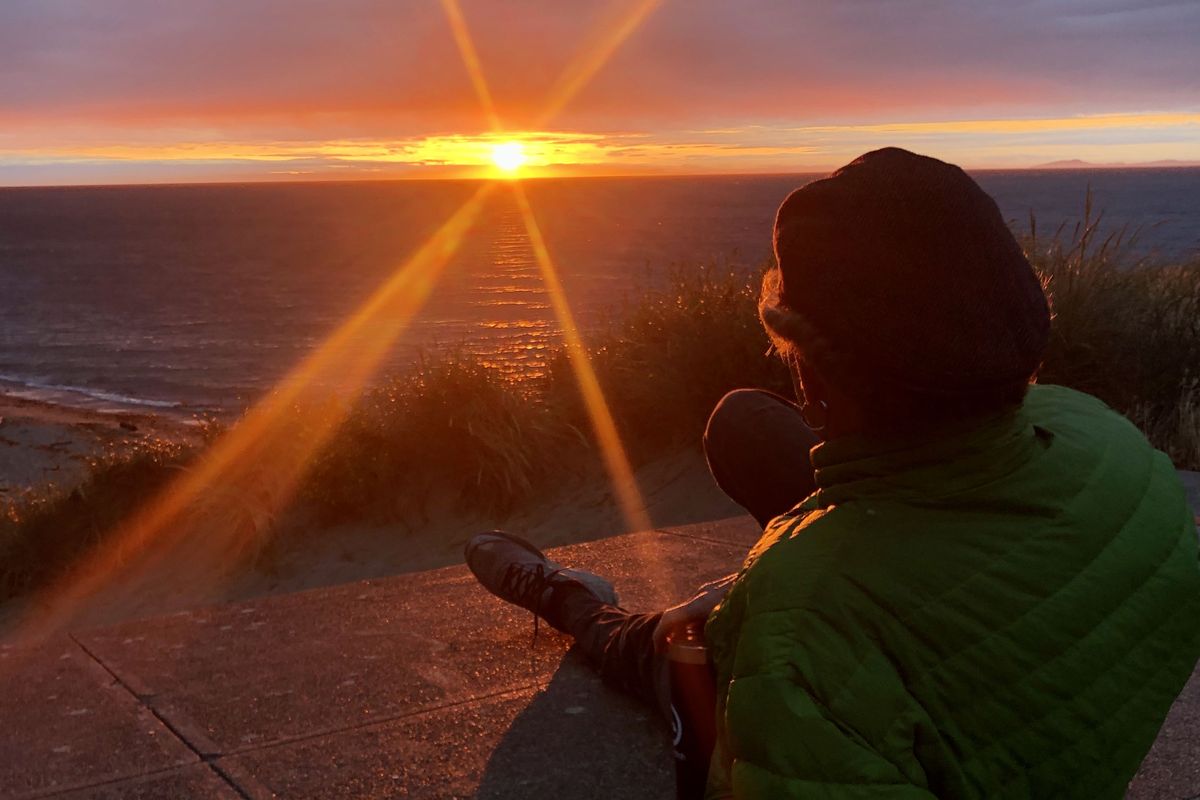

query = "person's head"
[{"left": 760, "top": 147, "right": 1051, "bottom": 438}]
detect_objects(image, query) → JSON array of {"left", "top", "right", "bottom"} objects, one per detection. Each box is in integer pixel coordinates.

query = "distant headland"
[{"left": 1033, "top": 158, "right": 1200, "bottom": 169}]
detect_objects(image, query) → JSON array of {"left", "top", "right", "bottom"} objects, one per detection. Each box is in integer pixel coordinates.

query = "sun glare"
[{"left": 491, "top": 141, "right": 527, "bottom": 174}]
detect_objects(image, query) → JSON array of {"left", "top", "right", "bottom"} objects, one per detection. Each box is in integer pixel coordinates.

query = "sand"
[
  {"left": 0, "top": 394, "right": 206, "bottom": 500},
  {"left": 0, "top": 392, "right": 743, "bottom": 634},
  {"left": 220, "top": 449, "right": 742, "bottom": 603}
]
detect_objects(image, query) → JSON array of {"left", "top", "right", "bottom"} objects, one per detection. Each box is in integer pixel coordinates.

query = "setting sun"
[{"left": 491, "top": 141, "right": 527, "bottom": 174}]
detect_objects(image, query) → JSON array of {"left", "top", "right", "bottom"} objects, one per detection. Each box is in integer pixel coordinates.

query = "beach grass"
[
  {"left": 0, "top": 438, "right": 196, "bottom": 602},
  {"left": 1026, "top": 194, "right": 1200, "bottom": 467},
  {"left": 300, "top": 262, "right": 789, "bottom": 527},
  {"left": 304, "top": 353, "right": 584, "bottom": 525},
  {"left": 2, "top": 206, "right": 1198, "bottom": 604}
]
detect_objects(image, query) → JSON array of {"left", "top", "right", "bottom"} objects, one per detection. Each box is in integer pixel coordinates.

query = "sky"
[{"left": 1, "top": 0, "right": 1197, "bottom": 185}]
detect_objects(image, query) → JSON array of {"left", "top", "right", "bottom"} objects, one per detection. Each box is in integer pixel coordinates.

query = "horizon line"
[{"left": 3, "top": 160, "right": 1200, "bottom": 190}]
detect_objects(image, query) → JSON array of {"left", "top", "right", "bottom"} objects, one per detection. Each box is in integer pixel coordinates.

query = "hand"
[{"left": 652, "top": 573, "right": 738, "bottom": 653}]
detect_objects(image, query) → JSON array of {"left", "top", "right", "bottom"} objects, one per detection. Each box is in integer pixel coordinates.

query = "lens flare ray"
[
  {"left": 439, "top": 0, "right": 503, "bottom": 131},
  {"left": 535, "top": 0, "right": 663, "bottom": 127},
  {"left": 17, "top": 184, "right": 494, "bottom": 638},
  {"left": 512, "top": 183, "right": 651, "bottom": 534},
  {"left": 440, "top": 0, "right": 656, "bottom": 536}
]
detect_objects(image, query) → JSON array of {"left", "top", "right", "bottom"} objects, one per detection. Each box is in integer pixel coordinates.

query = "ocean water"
[{"left": 0, "top": 169, "right": 1196, "bottom": 417}]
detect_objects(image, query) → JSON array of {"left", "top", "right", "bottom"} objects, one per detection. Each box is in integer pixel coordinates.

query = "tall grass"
[
  {"left": 1025, "top": 193, "right": 1200, "bottom": 466},
  {"left": 0, "top": 438, "right": 196, "bottom": 601},
  {"left": 304, "top": 354, "right": 583, "bottom": 525},
  {"left": 299, "top": 264, "right": 787, "bottom": 525},
  {"left": 545, "top": 265, "right": 791, "bottom": 459},
  {"left": 1, "top": 203, "right": 1197, "bottom": 603}
]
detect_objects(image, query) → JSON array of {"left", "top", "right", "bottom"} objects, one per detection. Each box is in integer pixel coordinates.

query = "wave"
[{"left": 0, "top": 373, "right": 185, "bottom": 412}]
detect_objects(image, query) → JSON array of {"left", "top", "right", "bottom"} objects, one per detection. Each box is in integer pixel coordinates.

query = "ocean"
[{"left": 1, "top": 169, "right": 1197, "bottom": 417}]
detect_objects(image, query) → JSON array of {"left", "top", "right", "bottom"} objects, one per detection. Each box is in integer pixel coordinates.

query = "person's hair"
[{"left": 759, "top": 267, "right": 1032, "bottom": 433}]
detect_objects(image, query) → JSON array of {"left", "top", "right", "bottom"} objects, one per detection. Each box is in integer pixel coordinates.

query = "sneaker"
[{"left": 464, "top": 531, "right": 619, "bottom": 634}]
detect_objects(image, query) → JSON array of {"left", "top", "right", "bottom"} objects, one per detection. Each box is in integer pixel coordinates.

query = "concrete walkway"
[
  {"left": 1, "top": 472, "right": 1198, "bottom": 799},
  {"left": 0, "top": 518, "right": 760, "bottom": 799}
]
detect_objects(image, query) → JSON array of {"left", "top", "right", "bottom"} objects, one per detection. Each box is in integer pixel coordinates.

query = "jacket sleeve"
[{"left": 715, "top": 668, "right": 938, "bottom": 799}]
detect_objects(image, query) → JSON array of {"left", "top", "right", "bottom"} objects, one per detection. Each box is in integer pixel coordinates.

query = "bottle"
[{"left": 667, "top": 621, "right": 717, "bottom": 800}]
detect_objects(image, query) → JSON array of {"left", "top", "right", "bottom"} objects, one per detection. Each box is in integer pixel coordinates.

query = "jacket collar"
[{"left": 807, "top": 404, "right": 1044, "bottom": 508}]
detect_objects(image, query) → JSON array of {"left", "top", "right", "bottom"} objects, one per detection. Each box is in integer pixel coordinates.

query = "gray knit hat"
[{"left": 761, "top": 147, "right": 1050, "bottom": 398}]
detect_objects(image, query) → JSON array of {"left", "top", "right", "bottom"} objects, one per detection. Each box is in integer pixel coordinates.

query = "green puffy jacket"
[{"left": 704, "top": 384, "right": 1200, "bottom": 799}]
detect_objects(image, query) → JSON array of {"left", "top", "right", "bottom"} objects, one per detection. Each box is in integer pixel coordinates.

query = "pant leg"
[
  {"left": 703, "top": 389, "right": 822, "bottom": 528},
  {"left": 549, "top": 583, "right": 672, "bottom": 723}
]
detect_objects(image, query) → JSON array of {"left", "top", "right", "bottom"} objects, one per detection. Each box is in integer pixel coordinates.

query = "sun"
[{"left": 491, "top": 141, "right": 527, "bottom": 174}]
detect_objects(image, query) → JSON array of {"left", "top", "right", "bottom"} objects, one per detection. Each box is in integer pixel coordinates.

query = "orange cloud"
[{"left": 3, "top": 110, "right": 1196, "bottom": 184}]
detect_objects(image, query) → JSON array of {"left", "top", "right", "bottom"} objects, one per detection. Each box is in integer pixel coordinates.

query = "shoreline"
[
  {"left": 0, "top": 374, "right": 218, "bottom": 422},
  {"left": 0, "top": 390, "right": 205, "bottom": 499}
]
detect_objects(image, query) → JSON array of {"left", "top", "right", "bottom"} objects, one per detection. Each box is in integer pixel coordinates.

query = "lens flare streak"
[
  {"left": 439, "top": 0, "right": 503, "bottom": 132},
  {"left": 535, "top": 0, "right": 663, "bottom": 128},
  {"left": 18, "top": 184, "right": 495, "bottom": 637},
  {"left": 512, "top": 183, "right": 651, "bottom": 534}
]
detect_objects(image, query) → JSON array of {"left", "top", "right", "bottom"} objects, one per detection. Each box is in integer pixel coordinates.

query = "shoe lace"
[{"left": 499, "top": 561, "right": 564, "bottom": 648}]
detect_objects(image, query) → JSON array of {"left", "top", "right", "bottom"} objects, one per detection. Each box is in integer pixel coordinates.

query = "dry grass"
[
  {"left": 0, "top": 439, "right": 196, "bottom": 602},
  {"left": 1131, "top": 379, "right": 1200, "bottom": 472},
  {"left": 302, "top": 354, "right": 584, "bottom": 526},
  {"left": 1026, "top": 192, "right": 1200, "bottom": 462}
]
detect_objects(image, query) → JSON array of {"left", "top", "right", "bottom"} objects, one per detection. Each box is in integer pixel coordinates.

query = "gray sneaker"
[{"left": 464, "top": 531, "right": 618, "bottom": 633}]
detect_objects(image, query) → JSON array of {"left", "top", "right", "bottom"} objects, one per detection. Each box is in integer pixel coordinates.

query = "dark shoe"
[{"left": 464, "top": 531, "right": 618, "bottom": 633}]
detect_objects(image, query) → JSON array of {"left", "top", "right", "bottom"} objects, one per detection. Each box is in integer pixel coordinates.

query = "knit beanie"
[{"left": 761, "top": 147, "right": 1050, "bottom": 399}]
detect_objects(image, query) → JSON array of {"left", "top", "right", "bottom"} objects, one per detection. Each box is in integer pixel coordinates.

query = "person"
[{"left": 464, "top": 148, "right": 1200, "bottom": 798}]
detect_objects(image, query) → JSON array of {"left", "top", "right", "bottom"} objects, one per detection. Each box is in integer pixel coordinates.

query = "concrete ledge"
[{"left": 1, "top": 507, "right": 1197, "bottom": 798}]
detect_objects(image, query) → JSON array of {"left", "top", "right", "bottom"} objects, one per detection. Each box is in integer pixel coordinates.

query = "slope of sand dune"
[
  {"left": 221, "top": 449, "right": 743, "bottom": 604},
  {"left": 6, "top": 392, "right": 1198, "bottom": 638}
]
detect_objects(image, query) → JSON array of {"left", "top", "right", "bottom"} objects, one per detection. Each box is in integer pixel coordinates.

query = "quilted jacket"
[{"left": 704, "top": 384, "right": 1200, "bottom": 799}]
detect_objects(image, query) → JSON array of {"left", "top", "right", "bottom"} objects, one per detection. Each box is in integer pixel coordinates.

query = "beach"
[{"left": 0, "top": 392, "right": 205, "bottom": 501}]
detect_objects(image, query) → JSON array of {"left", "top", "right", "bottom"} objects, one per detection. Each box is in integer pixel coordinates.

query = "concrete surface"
[
  {"left": 0, "top": 504, "right": 1196, "bottom": 799},
  {"left": 0, "top": 640, "right": 195, "bottom": 798},
  {"left": 0, "top": 521, "right": 755, "bottom": 800}
]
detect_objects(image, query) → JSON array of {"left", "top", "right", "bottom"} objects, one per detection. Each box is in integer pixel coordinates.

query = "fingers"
[
  {"left": 697, "top": 572, "right": 738, "bottom": 594},
  {"left": 652, "top": 618, "right": 667, "bottom": 654},
  {"left": 652, "top": 611, "right": 676, "bottom": 654},
  {"left": 656, "top": 574, "right": 740, "bottom": 653}
]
